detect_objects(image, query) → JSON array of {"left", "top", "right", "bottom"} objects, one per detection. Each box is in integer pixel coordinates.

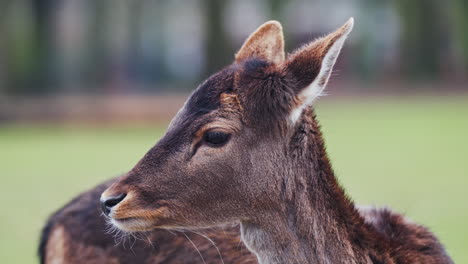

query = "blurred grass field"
[{"left": 0, "top": 96, "right": 467, "bottom": 263}]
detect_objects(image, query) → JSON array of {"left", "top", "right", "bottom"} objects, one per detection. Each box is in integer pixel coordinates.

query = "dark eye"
[{"left": 203, "top": 131, "right": 231, "bottom": 147}]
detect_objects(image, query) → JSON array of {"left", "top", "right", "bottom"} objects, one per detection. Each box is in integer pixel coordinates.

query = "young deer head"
[{"left": 101, "top": 18, "right": 353, "bottom": 230}]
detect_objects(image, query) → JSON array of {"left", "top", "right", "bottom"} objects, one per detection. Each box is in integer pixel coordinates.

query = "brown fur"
[
  {"left": 39, "top": 178, "right": 256, "bottom": 264},
  {"left": 45, "top": 19, "right": 453, "bottom": 264}
]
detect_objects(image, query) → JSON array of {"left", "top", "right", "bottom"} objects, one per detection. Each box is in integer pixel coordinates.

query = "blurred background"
[{"left": 0, "top": 0, "right": 467, "bottom": 263}]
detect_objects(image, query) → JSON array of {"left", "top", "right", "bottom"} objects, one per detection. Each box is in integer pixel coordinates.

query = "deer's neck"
[{"left": 241, "top": 111, "right": 373, "bottom": 264}]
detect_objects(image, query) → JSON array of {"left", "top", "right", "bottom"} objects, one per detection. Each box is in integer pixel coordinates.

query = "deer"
[
  {"left": 39, "top": 177, "right": 256, "bottom": 263},
  {"left": 99, "top": 18, "right": 453, "bottom": 264}
]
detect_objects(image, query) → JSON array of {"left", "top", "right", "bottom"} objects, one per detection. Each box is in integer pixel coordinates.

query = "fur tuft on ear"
[
  {"left": 235, "top": 21, "right": 285, "bottom": 64},
  {"left": 286, "top": 18, "right": 354, "bottom": 123}
]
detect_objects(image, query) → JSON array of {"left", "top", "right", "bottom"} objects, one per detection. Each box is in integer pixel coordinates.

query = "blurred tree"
[
  {"left": 452, "top": 0, "right": 468, "bottom": 73},
  {"left": 355, "top": 0, "right": 384, "bottom": 81},
  {"left": 31, "top": 0, "right": 56, "bottom": 93},
  {"left": 268, "top": 0, "right": 283, "bottom": 19},
  {"left": 0, "top": 0, "right": 12, "bottom": 93},
  {"left": 203, "top": 0, "right": 231, "bottom": 76},
  {"left": 85, "top": 0, "right": 109, "bottom": 89},
  {"left": 394, "top": 0, "right": 445, "bottom": 79},
  {"left": 1, "top": 0, "right": 39, "bottom": 94},
  {"left": 127, "top": 0, "right": 144, "bottom": 87}
]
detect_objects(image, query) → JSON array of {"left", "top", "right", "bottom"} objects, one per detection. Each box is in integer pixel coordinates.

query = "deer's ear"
[
  {"left": 286, "top": 18, "right": 354, "bottom": 123},
  {"left": 235, "top": 21, "right": 285, "bottom": 64}
]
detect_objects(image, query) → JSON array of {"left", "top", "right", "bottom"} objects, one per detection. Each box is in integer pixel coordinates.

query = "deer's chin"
[{"left": 110, "top": 217, "right": 155, "bottom": 232}]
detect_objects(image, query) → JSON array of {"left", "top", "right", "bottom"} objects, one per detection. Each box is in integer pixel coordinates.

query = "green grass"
[{"left": 1, "top": 96, "right": 467, "bottom": 263}]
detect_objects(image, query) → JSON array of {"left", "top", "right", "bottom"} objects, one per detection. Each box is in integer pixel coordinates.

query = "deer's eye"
[{"left": 203, "top": 131, "right": 230, "bottom": 147}]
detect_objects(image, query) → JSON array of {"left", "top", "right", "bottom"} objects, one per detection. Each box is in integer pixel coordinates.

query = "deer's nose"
[{"left": 101, "top": 193, "right": 126, "bottom": 216}]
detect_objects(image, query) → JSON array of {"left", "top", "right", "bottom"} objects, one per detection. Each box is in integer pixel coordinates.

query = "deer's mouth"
[
  {"left": 109, "top": 205, "right": 172, "bottom": 232},
  {"left": 112, "top": 217, "right": 138, "bottom": 223}
]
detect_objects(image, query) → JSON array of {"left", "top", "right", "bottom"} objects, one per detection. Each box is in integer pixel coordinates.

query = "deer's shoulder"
[{"left": 357, "top": 206, "right": 453, "bottom": 264}]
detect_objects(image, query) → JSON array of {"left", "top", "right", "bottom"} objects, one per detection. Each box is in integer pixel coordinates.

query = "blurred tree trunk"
[
  {"left": 86, "top": 0, "right": 108, "bottom": 89},
  {"left": 31, "top": 0, "right": 55, "bottom": 93},
  {"left": 128, "top": 0, "right": 143, "bottom": 58},
  {"left": 452, "top": 0, "right": 468, "bottom": 74},
  {"left": 0, "top": 0, "right": 13, "bottom": 94},
  {"left": 203, "top": 0, "right": 231, "bottom": 76},
  {"left": 268, "top": 0, "right": 283, "bottom": 19},
  {"left": 394, "top": 0, "right": 445, "bottom": 79},
  {"left": 126, "top": 0, "right": 144, "bottom": 90}
]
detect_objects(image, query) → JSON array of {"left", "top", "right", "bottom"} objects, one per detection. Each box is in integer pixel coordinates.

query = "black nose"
[{"left": 101, "top": 193, "right": 126, "bottom": 216}]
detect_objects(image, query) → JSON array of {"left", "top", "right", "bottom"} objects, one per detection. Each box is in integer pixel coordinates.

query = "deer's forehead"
[
  {"left": 169, "top": 60, "right": 274, "bottom": 132},
  {"left": 168, "top": 67, "right": 238, "bottom": 130},
  {"left": 186, "top": 59, "right": 272, "bottom": 114}
]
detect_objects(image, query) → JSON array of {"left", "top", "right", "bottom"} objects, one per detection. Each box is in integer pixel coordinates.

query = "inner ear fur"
[
  {"left": 284, "top": 18, "right": 354, "bottom": 93},
  {"left": 235, "top": 21, "right": 285, "bottom": 64}
]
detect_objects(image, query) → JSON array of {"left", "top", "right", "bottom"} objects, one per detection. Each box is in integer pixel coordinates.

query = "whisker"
[
  {"left": 103, "top": 217, "right": 132, "bottom": 248},
  {"left": 191, "top": 230, "right": 225, "bottom": 264},
  {"left": 178, "top": 230, "right": 207, "bottom": 264},
  {"left": 129, "top": 234, "right": 137, "bottom": 254},
  {"left": 143, "top": 233, "right": 156, "bottom": 250}
]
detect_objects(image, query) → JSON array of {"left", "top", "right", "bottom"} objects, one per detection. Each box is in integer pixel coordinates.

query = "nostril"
[
  {"left": 101, "top": 193, "right": 126, "bottom": 216},
  {"left": 105, "top": 193, "right": 126, "bottom": 208}
]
